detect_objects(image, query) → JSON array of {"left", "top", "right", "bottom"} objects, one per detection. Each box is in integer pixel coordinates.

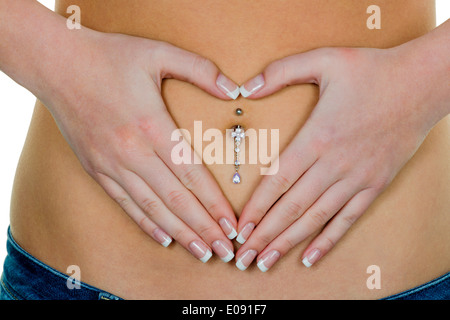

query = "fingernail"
[
  {"left": 219, "top": 218, "right": 237, "bottom": 240},
  {"left": 236, "top": 222, "right": 255, "bottom": 244},
  {"left": 153, "top": 228, "right": 172, "bottom": 247},
  {"left": 257, "top": 250, "right": 281, "bottom": 272},
  {"left": 240, "top": 74, "right": 265, "bottom": 97},
  {"left": 302, "top": 249, "right": 321, "bottom": 268},
  {"left": 212, "top": 240, "right": 234, "bottom": 263},
  {"left": 216, "top": 73, "right": 240, "bottom": 99},
  {"left": 189, "top": 240, "right": 213, "bottom": 263},
  {"left": 235, "top": 249, "right": 257, "bottom": 271}
]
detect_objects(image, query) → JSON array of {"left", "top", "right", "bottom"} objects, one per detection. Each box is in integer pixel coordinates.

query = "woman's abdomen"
[{"left": 9, "top": 0, "right": 450, "bottom": 299}]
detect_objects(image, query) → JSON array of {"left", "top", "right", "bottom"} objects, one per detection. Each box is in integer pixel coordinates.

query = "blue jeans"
[
  {"left": 1, "top": 226, "right": 449, "bottom": 300},
  {"left": 0, "top": 227, "right": 122, "bottom": 300}
]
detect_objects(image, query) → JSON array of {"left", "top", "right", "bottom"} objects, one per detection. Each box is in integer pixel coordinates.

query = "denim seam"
[
  {"left": 1, "top": 277, "right": 19, "bottom": 300},
  {"left": 383, "top": 272, "right": 450, "bottom": 300}
]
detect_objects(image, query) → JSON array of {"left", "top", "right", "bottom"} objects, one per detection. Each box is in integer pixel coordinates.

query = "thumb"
[
  {"left": 240, "top": 47, "right": 330, "bottom": 99},
  {"left": 155, "top": 42, "right": 240, "bottom": 100}
]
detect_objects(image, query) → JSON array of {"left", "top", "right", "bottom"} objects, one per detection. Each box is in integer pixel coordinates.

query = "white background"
[{"left": 0, "top": 1, "right": 449, "bottom": 276}]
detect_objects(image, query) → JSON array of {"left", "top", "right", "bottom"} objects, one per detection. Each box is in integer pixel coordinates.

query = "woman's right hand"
[{"left": 41, "top": 29, "right": 239, "bottom": 263}]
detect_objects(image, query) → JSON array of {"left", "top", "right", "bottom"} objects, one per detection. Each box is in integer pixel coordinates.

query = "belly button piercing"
[
  {"left": 231, "top": 125, "right": 245, "bottom": 184},
  {"left": 235, "top": 108, "right": 243, "bottom": 116}
]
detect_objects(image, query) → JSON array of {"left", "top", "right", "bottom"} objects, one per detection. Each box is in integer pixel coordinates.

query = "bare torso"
[{"left": 10, "top": 0, "right": 450, "bottom": 299}]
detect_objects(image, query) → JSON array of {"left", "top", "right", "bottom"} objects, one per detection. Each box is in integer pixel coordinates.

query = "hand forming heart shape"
[
  {"left": 229, "top": 45, "right": 444, "bottom": 272},
  {"left": 39, "top": 26, "right": 446, "bottom": 272}
]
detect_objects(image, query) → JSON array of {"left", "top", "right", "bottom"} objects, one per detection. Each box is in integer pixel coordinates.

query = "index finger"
[
  {"left": 151, "top": 109, "right": 238, "bottom": 239},
  {"left": 237, "top": 130, "right": 317, "bottom": 243}
]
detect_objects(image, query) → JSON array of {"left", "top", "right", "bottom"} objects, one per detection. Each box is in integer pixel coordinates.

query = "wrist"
[
  {"left": 0, "top": 0, "right": 101, "bottom": 108},
  {"left": 389, "top": 21, "right": 450, "bottom": 128}
]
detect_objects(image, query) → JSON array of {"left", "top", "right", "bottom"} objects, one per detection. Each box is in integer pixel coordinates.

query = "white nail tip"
[
  {"left": 257, "top": 260, "right": 268, "bottom": 272},
  {"left": 221, "top": 251, "right": 235, "bottom": 263},
  {"left": 227, "top": 87, "right": 240, "bottom": 100},
  {"left": 236, "top": 233, "right": 246, "bottom": 244},
  {"left": 239, "top": 85, "right": 252, "bottom": 98},
  {"left": 200, "top": 250, "right": 213, "bottom": 263},
  {"left": 302, "top": 257, "right": 312, "bottom": 268},
  {"left": 227, "top": 228, "right": 238, "bottom": 240},
  {"left": 161, "top": 238, "right": 172, "bottom": 248},
  {"left": 236, "top": 259, "right": 248, "bottom": 271}
]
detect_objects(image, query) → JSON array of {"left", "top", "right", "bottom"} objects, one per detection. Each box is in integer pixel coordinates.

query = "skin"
[
  {"left": 1, "top": 0, "right": 449, "bottom": 299},
  {"left": 1, "top": 0, "right": 242, "bottom": 262},
  {"left": 236, "top": 24, "right": 450, "bottom": 270}
]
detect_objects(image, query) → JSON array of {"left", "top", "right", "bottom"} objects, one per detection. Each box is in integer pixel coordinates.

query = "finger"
[
  {"left": 254, "top": 179, "right": 359, "bottom": 272},
  {"left": 239, "top": 47, "right": 331, "bottom": 99},
  {"left": 154, "top": 113, "right": 238, "bottom": 239},
  {"left": 128, "top": 156, "right": 235, "bottom": 262},
  {"left": 155, "top": 42, "right": 240, "bottom": 100},
  {"left": 112, "top": 169, "right": 220, "bottom": 263},
  {"left": 237, "top": 131, "right": 317, "bottom": 243},
  {"left": 301, "top": 188, "right": 379, "bottom": 268},
  {"left": 235, "top": 161, "right": 335, "bottom": 270},
  {"left": 96, "top": 172, "right": 172, "bottom": 247}
]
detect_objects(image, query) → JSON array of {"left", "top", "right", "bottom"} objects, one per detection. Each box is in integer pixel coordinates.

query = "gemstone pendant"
[
  {"left": 231, "top": 125, "right": 244, "bottom": 185},
  {"left": 232, "top": 172, "right": 241, "bottom": 184}
]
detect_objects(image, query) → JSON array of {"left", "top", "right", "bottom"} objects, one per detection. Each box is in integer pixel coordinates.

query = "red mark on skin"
[
  {"left": 338, "top": 47, "right": 359, "bottom": 61},
  {"left": 114, "top": 124, "right": 138, "bottom": 149}
]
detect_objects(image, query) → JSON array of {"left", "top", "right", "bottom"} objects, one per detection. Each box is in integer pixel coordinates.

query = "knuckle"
[
  {"left": 114, "top": 195, "right": 130, "bottom": 209},
  {"left": 204, "top": 200, "right": 221, "bottom": 216},
  {"left": 341, "top": 214, "right": 356, "bottom": 229},
  {"left": 321, "top": 234, "right": 336, "bottom": 250},
  {"left": 150, "top": 41, "right": 171, "bottom": 65},
  {"left": 191, "top": 55, "right": 213, "bottom": 77},
  {"left": 113, "top": 123, "right": 156, "bottom": 158},
  {"left": 319, "top": 47, "right": 346, "bottom": 67},
  {"left": 170, "top": 228, "right": 190, "bottom": 243},
  {"left": 254, "top": 232, "right": 274, "bottom": 247},
  {"left": 311, "top": 128, "right": 335, "bottom": 153},
  {"left": 372, "top": 176, "right": 391, "bottom": 192},
  {"left": 266, "top": 59, "right": 288, "bottom": 84},
  {"left": 335, "top": 158, "right": 351, "bottom": 175},
  {"left": 252, "top": 205, "right": 268, "bottom": 220},
  {"left": 195, "top": 222, "right": 217, "bottom": 240},
  {"left": 141, "top": 198, "right": 160, "bottom": 217},
  {"left": 341, "top": 211, "right": 360, "bottom": 228},
  {"left": 242, "top": 201, "right": 268, "bottom": 222},
  {"left": 138, "top": 216, "right": 152, "bottom": 231},
  {"left": 309, "top": 207, "right": 330, "bottom": 227},
  {"left": 278, "top": 60, "right": 288, "bottom": 84},
  {"left": 284, "top": 200, "right": 304, "bottom": 222},
  {"left": 204, "top": 200, "right": 228, "bottom": 218},
  {"left": 283, "top": 236, "right": 298, "bottom": 250},
  {"left": 180, "top": 166, "right": 202, "bottom": 190},
  {"left": 270, "top": 174, "right": 291, "bottom": 192},
  {"left": 166, "top": 190, "right": 190, "bottom": 212}
]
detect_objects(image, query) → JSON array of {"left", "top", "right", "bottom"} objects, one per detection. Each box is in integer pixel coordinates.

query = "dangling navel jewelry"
[{"left": 231, "top": 125, "right": 245, "bottom": 184}]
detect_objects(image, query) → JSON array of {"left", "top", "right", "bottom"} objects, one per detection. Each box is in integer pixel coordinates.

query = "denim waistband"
[
  {"left": 1, "top": 227, "right": 122, "bottom": 300},
  {"left": 381, "top": 271, "right": 450, "bottom": 300},
  {"left": 1, "top": 226, "right": 449, "bottom": 300}
]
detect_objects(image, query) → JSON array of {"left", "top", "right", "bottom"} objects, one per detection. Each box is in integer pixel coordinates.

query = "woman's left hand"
[{"left": 234, "top": 45, "right": 442, "bottom": 271}]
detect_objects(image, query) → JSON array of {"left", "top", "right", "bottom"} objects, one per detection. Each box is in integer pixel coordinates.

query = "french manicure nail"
[
  {"left": 153, "top": 228, "right": 172, "bottom": 247},
  {"left": 240, "top": 74, "right": 265, "bottom": 97},
  {"left": 189, "top": 240, "right": 212, "bottom": 263},
  {"left": 216, "top": 73, "right": 240, "bottom": 99},
  {"left": 219, "top": 217, "right": 237, "bottom": 240},
  {"left": 236, "top": 222, "right": 255, "bottom": 244},
  {"left": 212, "top": 240, "right": 234, "bottom": 263},
  {"left": 257, "top": 250, "right": 281, "bottom": 272},
  {"left": 235, "top": 249, "right": 257, "bottom": 271},
  {"left": 302, "top": 249, "right": 321, "bottom": 268}
]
